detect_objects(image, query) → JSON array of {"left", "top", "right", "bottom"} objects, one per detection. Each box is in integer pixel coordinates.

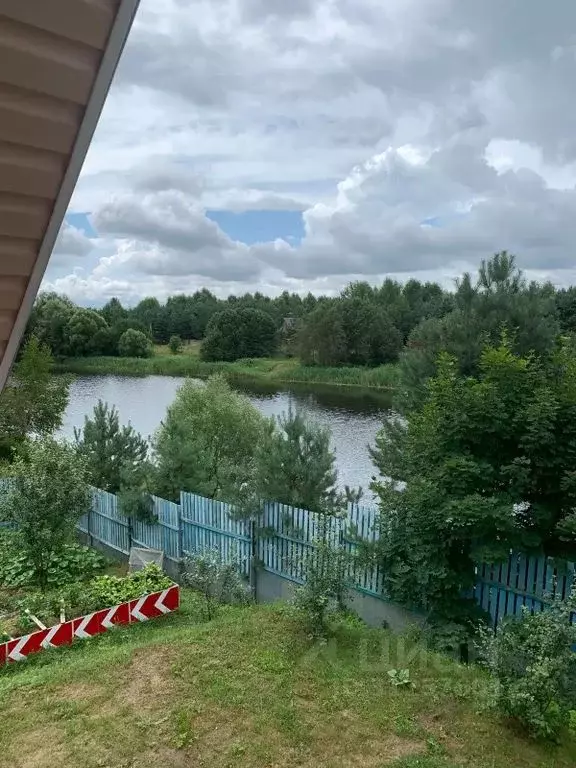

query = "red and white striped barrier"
[{"left": 0, "top": 584, "right": 179, "bottom": 667}]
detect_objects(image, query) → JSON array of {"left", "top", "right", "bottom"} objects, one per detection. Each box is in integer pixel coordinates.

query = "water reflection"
[{"left": 61, "top": 375, "right": 391, "bottom": 497}]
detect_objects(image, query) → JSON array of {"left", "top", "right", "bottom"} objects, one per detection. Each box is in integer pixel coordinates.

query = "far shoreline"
[{"left": 54, "top": 350, "right": 399, "bottom": 394}]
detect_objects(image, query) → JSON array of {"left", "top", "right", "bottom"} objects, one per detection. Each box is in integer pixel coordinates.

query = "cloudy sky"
[{"left": 45, "top": 0, "right": 576, "bottom": 305}]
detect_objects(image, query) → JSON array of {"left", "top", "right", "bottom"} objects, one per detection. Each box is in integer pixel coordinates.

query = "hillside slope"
[{"left": 0, "top": 594, "right": 573, "bottom": 768}]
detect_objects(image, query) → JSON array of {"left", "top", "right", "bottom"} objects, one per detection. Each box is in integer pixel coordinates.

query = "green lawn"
[
  {"left": 56, "top": 344, "right": 399, "bottom": 391},
  {"left": 0, "top": 594, "right": 573, "bottom": 767}
]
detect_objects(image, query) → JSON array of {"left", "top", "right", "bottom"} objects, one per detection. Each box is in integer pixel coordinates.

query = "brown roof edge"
[{"left": 0, "top": 0, "right": 141, "bottom": 392}]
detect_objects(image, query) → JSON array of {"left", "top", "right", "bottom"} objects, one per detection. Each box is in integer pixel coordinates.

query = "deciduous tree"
[
  {"left": 0, "top": 337, "right": 69, "bottom": 460},
  {"left": 118, "top": 329, "right": 152, "bottom": 358},
  {"left": 201, "top": 308, "right": 278, "bottom": 361},
  {"left": 371, "top": 339, "right": 576, "bottom": 627},
  {"left": 0, "top": 439, "right": 90, "bottom": 590},
  {"left": 154, "top": 375, "right": 267, "bottom": 501}
]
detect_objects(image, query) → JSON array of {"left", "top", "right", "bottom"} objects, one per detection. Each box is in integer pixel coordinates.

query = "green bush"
[
  {"left": 118, "top": 329, "right": 152, "bottom": 358},
  {"left": 88, "top": 563, "right": 173, "bottom": 607},
  {"left": 168, "top": 335, "right": 183, "bottom": 355},
  {"left": 0, "top": 533, "right": 106, "bottom": 588},
  {"left": 181, "top": 549, "right": 251, "bottom": 620},
  {"left": 292, "top": 533, "right": 351, "bottom": 638},
  {"left": 479, "top": 596, "right": 576, "bottom": 740}
]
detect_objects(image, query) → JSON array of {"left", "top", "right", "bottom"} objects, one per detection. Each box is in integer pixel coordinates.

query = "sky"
[{"left": 44, "top": 0, "right": 576, "bottom": 306}]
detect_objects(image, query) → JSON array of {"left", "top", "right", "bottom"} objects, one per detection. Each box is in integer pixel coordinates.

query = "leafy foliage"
[
  {"left": 0, "top": 439, "right": 91, "bottom": 590},
  {"left": 0, "top": 532, "right": 106, "bottom": 588},
  {"left": 26, "top": 292, "right": 75, "bottom": 356},
  {"left": 86, "top": 563, "right": 173, "bottom": 607},
  {"left": 298, "top": 294, "right": 403, "bottom": 367},
  {"left": 292, "top": 527, "right": 351, "bottom": 638},
  {"left": 13, "top": 564, "right": 173, "bottom": 634},
  {"left": 478, "top": 595, "right": 576, "bottom": 740},
  {"left": 181, "top": 548, "right": 251, "bottom": 620},
  {"left": 66, "top": 309, "right": 108, "bottom": 356},
  {"left": 370, "top": 338, "right": 576, "bottom": 626},
  {"left": 168, "top": 334, "right": 183, "bottom": 354},
  {"left": 154, "top": 375, "right": 267, "bottom": 501},
  {"left": 397, "top": 252, "right": 559, "bottom": 410},
  {"left": 0, "top": 337, "right": 70, "bottom": 460},
  {"left": 387, "top": 668, "right": 413, "bottom": 688},
  {"left": 118, "top": 328, "right": 152, "bottom": 358},
  {"left": 201, "top": 307, "right": 278, "bottom": 361}
]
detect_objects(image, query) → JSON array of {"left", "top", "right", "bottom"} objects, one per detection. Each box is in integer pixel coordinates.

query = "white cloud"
[
  {"left": 50, "top": 222, "right": 94, "bottom": 266},
  {"left": 46, "top": 0, "right": 576, "bottom": 303}
]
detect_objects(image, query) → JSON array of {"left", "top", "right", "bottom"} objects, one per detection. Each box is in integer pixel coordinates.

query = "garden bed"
[
  {"left": 0, "top": 530, "right": 180, "bottom": 666},
  {"left": 0, "top": 582, "right": 179, "bottom": 666}
]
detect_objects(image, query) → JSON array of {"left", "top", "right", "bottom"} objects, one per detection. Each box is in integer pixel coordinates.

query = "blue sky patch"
[
  {"left": 66, "top": 212, "right": 98, "bottom": 237},
  {"left": 206, "top": 209, "right": 305, "bottom": 245}
]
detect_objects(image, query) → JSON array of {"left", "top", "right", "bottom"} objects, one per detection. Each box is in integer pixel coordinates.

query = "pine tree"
[
  {"left": 253, "top": 408, "right": 345, "bottom": 514},
  {"left": 74, "top": 400, "right": 149, "bottom": 494}
]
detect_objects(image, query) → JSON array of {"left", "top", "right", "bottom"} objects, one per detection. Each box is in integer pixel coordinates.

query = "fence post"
[
  {"left": 176, "top": 502, "right": 184, "bottom": 564},
  {"left": 249, "top": 519, "right": 258, "bottom": 600},
  {"left": 127, "top": 515, "right": 133, "bottom": 554},
  {"left": 87, "top": 506, "right": 93, "bottom": 548}
]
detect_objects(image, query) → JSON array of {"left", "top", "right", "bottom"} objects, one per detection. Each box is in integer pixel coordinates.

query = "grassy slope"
[
  {"left": 55, "top": 342, "right": 399, "bottom": 391},
  {"left": 0, "top": 594, "right": 573, "bottom": 768}
]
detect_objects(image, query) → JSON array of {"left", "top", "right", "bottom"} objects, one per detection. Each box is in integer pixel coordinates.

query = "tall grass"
[{"left": 55, "top": 352, "right": 399, "bottom": 391}]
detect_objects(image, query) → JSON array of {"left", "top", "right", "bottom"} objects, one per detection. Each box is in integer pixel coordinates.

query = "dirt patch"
[
  {"left": 116, "top": 644, "right": 180, "bottom": 712},
  {"left": 136, "top": 747, "right": 192, "bottom": 768},
  {"left": 51, "top": 681, "right": 107, "bottom": 704},
  {"left": 307, "top": 734, "right": 424, "bottom": 767},
  {"left": 5, "top": 725, "right": 68, "bottom": 768},
  {"left": 419, "top": 713, "right": 464, "bottom": 752},
  {"left": 170, "top": 704, "right": 425, "bottom": 768},
  {"left": 175, "top": 706, "right": 293, "bottom": 767}
]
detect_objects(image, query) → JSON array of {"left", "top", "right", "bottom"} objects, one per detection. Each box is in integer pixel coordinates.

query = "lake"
[{"left": 61, "top": 376, "right": 393, "bottom": 498}]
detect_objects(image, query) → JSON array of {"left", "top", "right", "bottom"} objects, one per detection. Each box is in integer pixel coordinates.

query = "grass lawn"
[
  {"left": 55, "top": 343, "right": 399, "bottom": 392},
  {"left": 0, "top": 593, "right": 573, "bottom": 768}
]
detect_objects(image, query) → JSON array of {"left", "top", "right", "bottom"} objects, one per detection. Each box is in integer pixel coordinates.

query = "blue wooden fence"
[{"left": 2, "top": 481, "right": 574, "bottom": 629}]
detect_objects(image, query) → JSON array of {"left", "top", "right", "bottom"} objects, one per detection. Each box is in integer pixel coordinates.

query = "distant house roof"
[{"left": 0, "top": 0, "right": 140, "bottom": 392}]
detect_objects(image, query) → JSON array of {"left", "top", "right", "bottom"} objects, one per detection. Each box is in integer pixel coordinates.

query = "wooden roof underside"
[{"left": 0, "top": 0, "right": 140, "bottom": 391}]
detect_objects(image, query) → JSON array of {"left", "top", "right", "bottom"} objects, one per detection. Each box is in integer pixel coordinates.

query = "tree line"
[{"left": 26, "top": 253, "right": 576, "bottom": 383}]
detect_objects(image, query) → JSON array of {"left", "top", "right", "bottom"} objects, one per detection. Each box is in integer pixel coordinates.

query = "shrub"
[
  {"left": 168, "top": 335, "right": 183, "bottom": 354},
  {"left": 181, "top": 548, "right": 251, "bottom": 620},
  {"left": 118, "top": 329, "right": 152, "bottom": 358},
  {"left": 292, "top": 531, "right": 351, "bottom": 638},
  {"left": 0, "top": 439, "right": 91, "bottom": 590},
  {"left": 0, "top": 535, "right": 106, "bottom": 588},
  {"left": 87, "top": 563, "right": 173, "bottom": 608},
  {"left": 478, "top": 595, "right": 576, "bottom": 740}
]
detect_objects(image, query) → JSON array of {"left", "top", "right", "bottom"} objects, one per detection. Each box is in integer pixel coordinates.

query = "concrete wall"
[
  {"left": 251, "top": 566, "right": 423, "bottom": 632},
  {"left": 255, "top": 569, "right": 297, "bottom": 604},
  {"left": 344, "top": 589, "right": 425, "bottom": 633}
]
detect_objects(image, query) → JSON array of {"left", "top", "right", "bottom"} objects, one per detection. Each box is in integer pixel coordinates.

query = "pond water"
[{"left": 61, "top": 376, "right": 393, "bottom": 498}]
